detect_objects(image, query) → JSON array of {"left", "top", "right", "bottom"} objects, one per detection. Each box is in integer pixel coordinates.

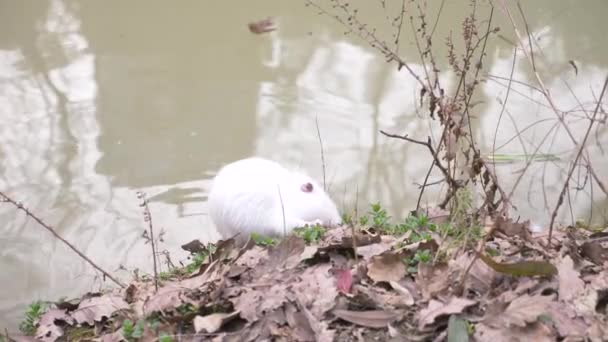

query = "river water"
[{"left": 1, "top": 0, "right": 606, "bottom": 330}]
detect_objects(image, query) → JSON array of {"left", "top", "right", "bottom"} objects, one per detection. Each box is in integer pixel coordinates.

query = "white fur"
[{"left": 207, "top": 157, "right": 341, "bottom": 240}]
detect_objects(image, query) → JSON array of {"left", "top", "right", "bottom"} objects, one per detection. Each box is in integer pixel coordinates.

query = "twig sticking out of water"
[
  {"left": 548, "top": 76, "right": 608, "bottom": 243},
  {"left": 315, "top": 115, "right": 327, "bottom": 192},
  {"left": 137, "top": 191, "right": 159, "bottom": 292},
  {"left": 0, "top": 191, "right": 126, "bottom": 288}
]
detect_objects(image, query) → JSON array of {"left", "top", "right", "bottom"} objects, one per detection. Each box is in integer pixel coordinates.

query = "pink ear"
[{"left": 301, "top": 182, "right": 314, "bottom": 193}]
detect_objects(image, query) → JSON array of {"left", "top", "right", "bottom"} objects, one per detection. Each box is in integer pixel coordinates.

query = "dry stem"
[
  {"left": 548, "top": 76, "right": 608, "bottom": 242},
  {"left": 0, "top": 191, "right": 126, "bottom": 288}
]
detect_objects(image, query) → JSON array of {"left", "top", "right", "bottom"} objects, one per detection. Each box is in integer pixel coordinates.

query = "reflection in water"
[{"left": 0, "top": 0, "right": 606, "bottom": 331}]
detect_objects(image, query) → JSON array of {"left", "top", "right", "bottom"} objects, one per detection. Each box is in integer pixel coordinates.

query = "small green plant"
[
  {"left": 293, "top": 224, "right": 326, "bottom": 244},
  {"left": 176, "top": 303, "right": 198, "bottom": 316},
  {"left": 341, "top": 212, "right": 354, "bottom": 226},
  {"left": 251, "top": 232, "right": 277, "bottom": 246},
  {"left": 359, "top": 215, "right": 369, "bottom": 226},
  {"left": 402, "top": 249, "right": 433, "bottom": 273},
  {"left": 122, "top": 319, "right": 145, "bottom": 341},
  {"left": 19, "top": 300, "right": 47, "bottom": 335},
  {"left": 158, "top": 332, "right": 174, "bottom": 342},
  {"left": 369, "top": 202, "right": 391, "bottom": 230}
]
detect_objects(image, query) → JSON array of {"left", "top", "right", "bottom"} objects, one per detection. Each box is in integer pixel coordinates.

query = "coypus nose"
[{"left": 300, "top": 182, "right": 314, "bottom": 193}]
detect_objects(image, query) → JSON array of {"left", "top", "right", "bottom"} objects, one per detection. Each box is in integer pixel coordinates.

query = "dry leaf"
[
  {"left": 193, "top": 311, "right": 240, "bottom": 333},
  {"left": 546, "top": 301, "right": 588, "bottom": 338},
  {"left": 71, "top": 294, "right": 129, "bottom": 325},
  {"left": 389, "top": 281, "right": 415, "bottom": 306},
  {"left": 336, "top": 269, "right": 353, "bottom": 294},
  {"left": 367, "top": 252, "right": 406, "bottom": 283},
  {"left": 495, "top": 216, "right": 531, "bottom": 239},
  {"left": 285, "top": 302, "right": 316, "bottom": 341},
  {"left": 296, "top": 298, "right": 335, "bottom": 342},
  {"left": 267, "top": 235, "right": 306, "bottom": 270},
  {"left": 293, "top": 264, "right": 338, "bottom": 319},
  {"left": 332, "top": 309, "right": 401, "bottom": 328},
  {"left": 418, "top": 297, "right": 477, "bottom": 329},
  {"left": 450, "top": 252, "right": 497, "bottom": 294},
  {"left": 231, "top": 284, "right": 288, "bottom": 322},
  {"left": 356, "top": 242, "right": 392, "bottom": 260},
  {"left": 580, "top": 240, "right": 608, "bottom": 264},
  {"left": 248, "top": 17, "right": 276, "bottom": 34},
  {"left": 416, "top": 262, "right": 451, "bottom": 300},
  {"left": 557, "top": 255, "right": 585, "bottom": 302},
  {"left": 35, "top": 309, "right": 74, "bottom": 342},
  {"left": 474, "top": 322, "right": 555, "bottom": 342},
  {"left": 484, "top": 294, "right": 554, "bottom": 328}
]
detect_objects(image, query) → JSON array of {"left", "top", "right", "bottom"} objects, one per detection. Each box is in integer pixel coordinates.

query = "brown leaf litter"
[{"left": 14, "top": 218, "right": 608, "bottom": 341}]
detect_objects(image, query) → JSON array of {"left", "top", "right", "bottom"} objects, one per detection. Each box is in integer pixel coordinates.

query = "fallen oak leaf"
[
  {"left": 418, "top": 297, "right": 477, "bottom": 330},
  {"left": 389, "top": 281, "right": 415, "bottom": 306},
  {"left": 71, "top": 294, "right": 129, "bottom": 325},
  {"left": 193, "top": 311, "right": 240, "bottom": 333},
  {"left": 483, "top": 294, "right": 555, "bottom": 328},
  {"left": 367, "top": 251, "right": 407, "bottom": 283},
  {"left": 477, "top": 252, "right": 557, "bottom": 278},
  {"left": 35, "top": 308, "right": 74, "bottom": 342},
  {"left": 332, "top": 309, "right": 402, "bottom": 328},
  {"left": 557, "top": 255, "right": 585, "bottom": 302}
]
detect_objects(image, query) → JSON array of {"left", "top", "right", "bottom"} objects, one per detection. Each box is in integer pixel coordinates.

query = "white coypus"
[{"left": 207, "top": 157, "right": 342, "bottom": 242}]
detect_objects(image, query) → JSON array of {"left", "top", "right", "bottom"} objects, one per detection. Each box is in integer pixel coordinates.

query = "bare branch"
[{"left": 0, "top": 191, "right": 126, "bottom": 288}]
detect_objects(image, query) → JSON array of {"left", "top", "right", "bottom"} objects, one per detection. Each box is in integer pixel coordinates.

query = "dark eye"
[{"left": 300, "top": 182, "right": 314, "bottom": 193}]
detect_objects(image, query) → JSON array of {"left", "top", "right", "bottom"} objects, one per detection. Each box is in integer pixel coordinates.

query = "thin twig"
[
  {"left": 548, "top": 76, "right": 608, "bottom": 242},
  {"left": 0, "top": 191, "right": 126, "bottom": 288},
  {"left": 497, "top": 0, "right": 608, "bottom": 196},
  {"left": 315, "top": 115, "right": 327, "bottom": 191},
  {"left": 137, "top": 191, "right": 159, "bottom": 292},
  {"left": 380, "top": 130, "right": 459, "bottom": 190},
  {"left": 277, "top": 184, "right": 287, "bottom": 237}
]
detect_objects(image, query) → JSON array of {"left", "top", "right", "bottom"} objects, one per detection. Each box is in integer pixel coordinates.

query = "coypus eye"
[{"left": 300, "top": 182, "right": 314, "bottom": 193}]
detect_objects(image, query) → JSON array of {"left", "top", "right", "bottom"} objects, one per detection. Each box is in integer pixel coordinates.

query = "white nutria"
[{"left": 207, "top": 157, "right": 342, "bottom": 242}]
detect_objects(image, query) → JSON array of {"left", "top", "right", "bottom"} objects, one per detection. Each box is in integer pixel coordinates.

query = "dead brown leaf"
[
  {"left": 416, "top": 262, "right": 451, "bottom": 300},
  {"left": 293, "top": 264, "right": 338, "bottom": 319},
  {"left": 474, "top": 321, "right": 556, "bottom": 342},
  {"left": 356, "top": 242, "right": 392, "bottom": 260},
  {"left": 248, "top": 17, "right": 277, "bottom": 34},
  {"left": 450, "top": 252, "right": 498, "bottom": 294},
  {"left": 580, "top": 240, "right": 608, "bottom": 265},
  {"left": 557, "top": 255, "right": 585, "bottom": 302},
  {"left": 71, "top": 294, "right": 129, "bottom": 325},
  {"left": 231, "top": 284, "right": 288, "bottom": 322},
  {"left": 483, "top": 294, "right": 554, "bottom": 328},
  {"left": 285, "top": 302, "right": 316, "bottom": 341},
  {"left": 495, "top": 216, "right": 532, "bottom": 240},
  {"left": 35, "top": 308, "right": 74, "bottom": 342},
  {"left": 296, "top": 298, "right": 335, "bottom": 342},
  {"left": 193, "top": 311, "right": 240, "bottom": 333},
  {"left": 388, "top": 281, "right": 415, "bottom": 306},
  {"left": 332, "top": 309, "right": 402, "bottom": 328},
  {"left": 367, "top": 251, "right": 406, "bottom": 283},
  {"left": 142, "top": 284, "right": 189, "bottom": 315},
  {"left": 235, "top": 245, "right": 268, "bottom": 268},
  {"left": 418, "top": 297, "right": 476, "bottom": 329},
  {"left": 267, "top": 235, "right": 306, "bottom": 270},
  {"left": 546, "top": 301, "right": 588, "bottom": 339}
]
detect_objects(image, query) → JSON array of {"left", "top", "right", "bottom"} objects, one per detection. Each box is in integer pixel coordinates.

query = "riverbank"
[{"left": 9, "top": 207, "right": 607, "bottom": 341}]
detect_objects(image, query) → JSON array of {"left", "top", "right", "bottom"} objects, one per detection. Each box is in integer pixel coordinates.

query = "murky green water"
[{"left": 1, "top": 0, "right": 606, "bottom": 330}]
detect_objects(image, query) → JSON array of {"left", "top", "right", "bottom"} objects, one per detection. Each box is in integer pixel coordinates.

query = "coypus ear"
[{"left": 300, "top": 182, "right": 314, "bottom": 193}]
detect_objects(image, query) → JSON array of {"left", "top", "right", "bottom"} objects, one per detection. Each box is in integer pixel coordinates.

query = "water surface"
[{"left": 1, "top": 0, "right": 606, "bottom": 330}]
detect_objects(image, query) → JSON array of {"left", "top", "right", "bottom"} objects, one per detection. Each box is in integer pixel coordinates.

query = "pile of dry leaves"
[{"left": 17, "top": 216, "right": 608, "bottom": 341}]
